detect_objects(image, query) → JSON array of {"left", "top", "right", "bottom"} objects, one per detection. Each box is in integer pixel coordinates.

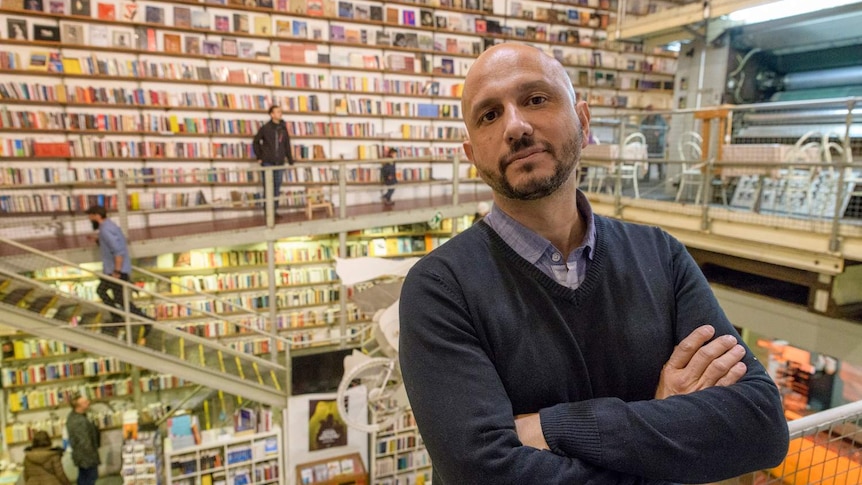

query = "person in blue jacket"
[{"left": 399, "top": 43, "right": 789, "bottom": 485}]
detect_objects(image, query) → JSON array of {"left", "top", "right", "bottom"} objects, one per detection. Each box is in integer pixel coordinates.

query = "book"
[
  {"left": 173, "top": 6, "right": 191, "bottom": 28},
  {"left": 121, "top": 0, "right": 137, "bottom": 21},
  {"left": 202, "top": 39, "right": 221, "bottom": 56},
  {"left": 291, "top": 20, "right": 306, "bottom": 37},
  {"left": 184, "top": 35, "right": 201, "bottom": 54},
  {"left": 96, "top": 2, "right": 115, "bottom": 20},
  {"left": 221, "top": 38, "right": 237, "bottom": 56},
  {"left": 48, "top": 0, "right": 63, "bottom": 13},
  {"left": 420, "top": 9, "right": 433, "bottom": 27},
  {"left": 238, "top": 40, "right": 253, "bottom": 58},
  {"left": 191, "top": 11, "right": 210, "bottom": 29},
  {"left": 214, "top": 15, "right": 229, "bottom": 32},
  {"left": 145, "top": 5, "right": 164, "bottom": 24},
  {"left": 28, "top": 51, "right": 49, "bottom": 70},
  {"left": 70, "top": 0, "right": 89, "bottom": 15},
  {"left": 402, "top": 9, "right": 415, "bottom": 26},
  {"left": 24, "top": 0, "right": 42, "bottom": 11},
  {"left": 337, "top": 0, "right": 352, "bottom": 18},
  {"left": 275, "top": 19, "right": 290, "bottom": 36},
  {"left": 369, "top": 5, "right": 382, "bottom": 21},
  {"left": 62, "top": 57, "right": 81, "bottom": 73},
  {"left": 7, "top": 18, "right": 27, "bottom": 40},
  {"left": 233, "top": 13, "right": 249, "bottom": 33},
  {"left": 111, "top": 29, "right": 130, "bottom": 47},
  {"left": 163, "top": 33, "right": 181, "bottom": 53},
  {"left": 61, "top": 23, "right": 85, "bottom": 44},
  {"left": 253, "top": 16, "right": 270, "bottom": 35},
  {"left": 89, "top": 24, "right": 108, "bottom": 46}
]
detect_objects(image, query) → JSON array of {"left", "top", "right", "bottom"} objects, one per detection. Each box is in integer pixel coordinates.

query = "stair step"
[
  {"left": 52, "top": 304, "right": 81, "bottom": 323},
  {"left": 2, "top": 287, "right": 34, "bottom": 306},
  {"left": 28, "top": 295, "right": 58, "bottom": 315}
]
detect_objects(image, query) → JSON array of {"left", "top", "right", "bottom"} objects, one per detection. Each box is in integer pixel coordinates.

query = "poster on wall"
[{"left": 308, "top": 398, "right": 348, "bottom": 451}]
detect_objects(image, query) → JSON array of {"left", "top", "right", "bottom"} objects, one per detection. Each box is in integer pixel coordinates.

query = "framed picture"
[
  {"left": 202, "top": 39, "right": 221, "bottom": 56},
  {"left": 221, "top": 37, "right": 237, "bottom": 56},
  {"left": 62, "top": 23, "right": 85, "bottom": 44},
  {"left": 7, "top": 18, "right": 27, "bottom": 40},
  {"left": 33, "top": 24, "right": 60, "bottom": 41},
  {"left": 112, "top": 30, "right": 131, "bottom": 48}
]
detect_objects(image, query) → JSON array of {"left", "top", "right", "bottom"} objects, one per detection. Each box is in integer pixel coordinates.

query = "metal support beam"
[{"left": 611, "top": 0, "right": 779, "bottom": 41}]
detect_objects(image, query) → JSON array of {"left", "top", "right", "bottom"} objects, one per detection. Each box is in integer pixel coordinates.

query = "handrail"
[
  {"left": 786, "top": 399, "right": 862, "bottom": 436},
  {"left": 0, "top": 237, "right": 296, "bottom": 357},
  {"left": 0, "top": 264, "right": 288, "bottom": 372}
]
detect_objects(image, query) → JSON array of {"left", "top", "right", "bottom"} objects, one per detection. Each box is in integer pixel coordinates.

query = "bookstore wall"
[{"left": 0, "top": 0, "right": 675, "bottom": 231}]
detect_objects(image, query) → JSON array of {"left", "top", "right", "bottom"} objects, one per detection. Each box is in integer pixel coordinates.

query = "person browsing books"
[
  {"left": 252, "top": 105, "right": 295, "bottom": 216},
  {"left": 66, "top": 394, "right": 100, "bottom": 485},
  {"left": 398, "top": 43, "right": 789, "bottom": 485},
  {"left": 23, "top": 431, "right": 71, "bottom": 485},
  {"left": 380, "top": 147, "right": 398, "bottom": 206}
]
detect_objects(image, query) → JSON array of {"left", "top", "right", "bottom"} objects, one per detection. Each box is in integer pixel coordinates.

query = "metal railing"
[{"left": 724, "top": 400, "right": 862, "bottom": 484}]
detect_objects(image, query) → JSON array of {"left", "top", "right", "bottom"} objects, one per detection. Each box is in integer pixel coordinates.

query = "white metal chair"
[
  {"left": 777, "top": 132, "right": 823, "bottom": 215},
  {"left": 675, "top": 131, "right": 706, "bottom": 203},
  {"left": 609, "top": 132, "right": 646, "bottom": 198}
]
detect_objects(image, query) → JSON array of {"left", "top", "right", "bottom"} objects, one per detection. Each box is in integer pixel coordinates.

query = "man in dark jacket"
[
  {"left": 66, "top": 395, "right": 100, "bottom": 485},
  {"left": 252, "top": 105, "right": 295, "bottom": 214}
]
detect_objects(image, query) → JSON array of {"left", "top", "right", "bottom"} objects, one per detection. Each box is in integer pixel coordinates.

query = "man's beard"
[
  {"left": 480, "top": 132, "right": 582, "bottom": 201},
  {"left": 91, "top": 220, "right": 100, "bottom": 230}
]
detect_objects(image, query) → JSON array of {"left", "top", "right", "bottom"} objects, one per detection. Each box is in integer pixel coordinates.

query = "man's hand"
[
  {"left": 514, "top": 413, "right": 549, "bottom": 450},
  {"left": 655, "top": 325, "right": 747, "bottom": 399}
]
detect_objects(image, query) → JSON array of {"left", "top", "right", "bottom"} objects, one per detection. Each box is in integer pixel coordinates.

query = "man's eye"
[
  {"left": 480, "top": 111, "right": 498, "bottom": 123},
  {"left": 528, "top": 96, "right": 547, "bottom": 105}
]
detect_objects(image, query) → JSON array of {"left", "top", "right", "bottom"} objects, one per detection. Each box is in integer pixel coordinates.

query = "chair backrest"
[
  {"left": 677, "top": 131, "right": 703, "bottom": 161},
  {"left": 306, "top": 187, "right": 326, "bottom": 204},
  {"left": 622, "top": 132, "right": 647, "bottom": 161}
]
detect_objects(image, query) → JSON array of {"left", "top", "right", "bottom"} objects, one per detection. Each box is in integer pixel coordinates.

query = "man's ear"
[
  {"left": 576, "top": 101, "right": 591, "bottom": 148},
  {"left": 463, "top": 140, "right": 474, "bottom": 162}
]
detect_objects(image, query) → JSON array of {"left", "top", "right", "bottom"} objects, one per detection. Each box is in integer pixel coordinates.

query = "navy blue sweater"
[{"left": 399, "top": 216, "right": 788, "bottom": 484}]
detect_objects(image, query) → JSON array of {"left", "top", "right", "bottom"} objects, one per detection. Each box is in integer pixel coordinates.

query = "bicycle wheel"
[{"left": 336, "top": 357, "right": 402, "bottom": 433}]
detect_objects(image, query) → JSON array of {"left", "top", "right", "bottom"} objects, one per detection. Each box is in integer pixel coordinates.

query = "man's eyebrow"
[{"left": 468, "top": 79, "right": 556, "bottom": 122}]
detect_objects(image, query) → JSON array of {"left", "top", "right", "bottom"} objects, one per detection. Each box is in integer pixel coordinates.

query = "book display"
[
  {"left": 0, "top": 0, "right": 674, "bottom": 223},
  {"left": 295, "top": 451, "right": 366, "bottom": 485},
  {"left": 164, "top": 427, "right": 282, "bottom": 485}
]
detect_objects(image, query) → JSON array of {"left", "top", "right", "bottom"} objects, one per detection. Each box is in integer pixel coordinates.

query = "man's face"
[
  {"left": 270, "top": 107, "right": 283, "bottom": 122},
  {"left": 76, "top": 396, "right": 91, "bottom": 412},
  {"left": 461, "top": 45, "right": 590, "bottom": 200}
]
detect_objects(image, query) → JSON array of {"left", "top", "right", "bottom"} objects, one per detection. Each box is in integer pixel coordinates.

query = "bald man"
[{"left": 399, "top": 43, "right": 788, "bottom": 484}]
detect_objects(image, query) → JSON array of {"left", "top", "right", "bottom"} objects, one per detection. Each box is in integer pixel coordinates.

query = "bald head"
[{"left": 462, "top": 44, "right": 576, "bottom": 122}]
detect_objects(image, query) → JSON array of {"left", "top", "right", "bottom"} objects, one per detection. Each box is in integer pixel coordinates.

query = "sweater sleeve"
[
  {"left": 399, "top": 264, "right": 670, "bottom": 485},
  {"left": 539, "top": 234, "right": 789, "bottom": 483},
  {"left": 252, "top": 127, "right": 263, "bottom": 159},
  {"left": 283, "top": 129, "right": 294, "bottom": 165}
]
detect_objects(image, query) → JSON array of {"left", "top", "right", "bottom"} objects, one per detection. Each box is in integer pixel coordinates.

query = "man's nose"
[{"left": 503, "top": 107, "right": 533, "bottom": 143}]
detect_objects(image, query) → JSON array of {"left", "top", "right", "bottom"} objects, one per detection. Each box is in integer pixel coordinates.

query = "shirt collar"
[{"left": 483, "top": 190, "right": 596, "bottom": 264}]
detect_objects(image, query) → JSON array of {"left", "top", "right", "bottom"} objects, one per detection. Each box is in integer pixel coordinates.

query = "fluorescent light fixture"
[{"left": 728, "top": 0, "right": 862, "bottom": 24}]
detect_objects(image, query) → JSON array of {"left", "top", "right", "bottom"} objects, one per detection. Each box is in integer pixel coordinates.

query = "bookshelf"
[
  {"left": 370, "top": 407, "right": 429, "bottom": 485},
  {"left": 0, "top": 0, "right": 674, "bottom": 226},
  {"left": 164, "top": 427, "right": 282, "bottom": 485},
  {"left": 0, "top": 334, "right": 189, "bottom": 459}
]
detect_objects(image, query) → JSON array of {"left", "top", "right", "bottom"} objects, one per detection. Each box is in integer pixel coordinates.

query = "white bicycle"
[{"left": 334, "top": 257, "right": 417, "bottom": 433}]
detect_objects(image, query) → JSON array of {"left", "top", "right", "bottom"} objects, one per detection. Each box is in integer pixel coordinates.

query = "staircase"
[{"left": 0, "top": 239, "right": 292, "bottom": 408}]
